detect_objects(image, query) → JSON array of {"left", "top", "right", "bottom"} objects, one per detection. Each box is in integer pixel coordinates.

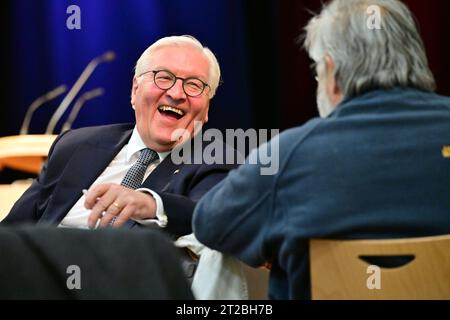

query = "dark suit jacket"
[
  {"left": 193, "top": 87, "right": 450, "bottom": 299},
  {"left": 3, "top": 123, "right": 237, "bottom": 237},
  {"left": 0, "top": 226, "right": 194, "bottom": 299}
]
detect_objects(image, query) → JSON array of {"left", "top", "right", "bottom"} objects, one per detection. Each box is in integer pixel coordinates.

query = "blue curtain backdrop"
[
  {"left": 2, "top": 0, "right": 449, "bottom": 136},
  {"left": 1, "top": 0, "right": 450, "bottom": 185},
  {"left": 2, "top": 0, "right": 256, "bottom": 135}
]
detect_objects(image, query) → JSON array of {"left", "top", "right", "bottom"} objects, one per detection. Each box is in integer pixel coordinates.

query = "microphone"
[
  {"left": 61, "top": 88, "right": 104, "bottom": 132},
  {"left": 20, "top": 84, "right": 67, "bottom": 135},
  {"left": 45, "top": 51, "right": 115, "bottom": 134}
]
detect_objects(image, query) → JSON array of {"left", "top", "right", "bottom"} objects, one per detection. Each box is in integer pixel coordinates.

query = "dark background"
[{"left": 0, "top": 0, "right": 449, "bottom": 148}]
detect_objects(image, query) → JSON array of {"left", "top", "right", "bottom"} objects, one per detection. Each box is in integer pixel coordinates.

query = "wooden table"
[{"left": 0, "top": 135, "right": 56, "bottom": 173}]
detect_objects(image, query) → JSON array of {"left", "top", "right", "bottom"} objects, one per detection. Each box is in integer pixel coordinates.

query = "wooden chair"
[{"left": 309, "top": 234, "right": 450, "bottom": 299}]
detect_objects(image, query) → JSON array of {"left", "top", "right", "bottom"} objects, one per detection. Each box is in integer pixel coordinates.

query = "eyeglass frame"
[{"left": 138, "top": 69, "right": 210, "bottom": 97}]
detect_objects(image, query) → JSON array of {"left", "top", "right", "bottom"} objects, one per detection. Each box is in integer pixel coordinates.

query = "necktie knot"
[
  {"left": 120, "top": 148, "right": 158, "bottom": 190},
  {"left": 138, "top": 148, "right": 159, "bottom": 166}
]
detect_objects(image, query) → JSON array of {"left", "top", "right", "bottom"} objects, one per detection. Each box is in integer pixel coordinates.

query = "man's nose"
[{"left": 166, "top": 79, "right": 186, "bottom": 101}]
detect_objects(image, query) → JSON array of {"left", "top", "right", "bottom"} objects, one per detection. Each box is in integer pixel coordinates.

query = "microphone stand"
[
  {"left": 45, "top": 51, "right": 115, "bottom": 134},
  {"left": 19, "top": 85, "right": 67, "bottom": 135},
  {"left": 61, "top": 88, "right": 104, "bottom": 132}
]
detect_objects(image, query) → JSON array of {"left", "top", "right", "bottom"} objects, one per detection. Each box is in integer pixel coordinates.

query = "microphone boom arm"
[
  {"left": 61, "top": 88, "right": 104, "bottom": 132},
  {"left": 20, "top": 84, "right": 67, "bottom": 135},
  {"left": 45, "top": 51, "right": 115, "bottom": 134}
]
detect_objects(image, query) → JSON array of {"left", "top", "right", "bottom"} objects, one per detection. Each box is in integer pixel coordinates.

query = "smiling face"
[{"left": 131, "top": 45, "right": 211, "bottom": 152}]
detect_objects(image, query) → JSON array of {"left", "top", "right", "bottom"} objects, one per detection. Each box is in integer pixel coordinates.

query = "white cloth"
[
  {"left": 58, "top": 126, "right": 247, "bottom": 299},
  {"left": 175, "top": 234, "right": 248, "bottom": 300}
]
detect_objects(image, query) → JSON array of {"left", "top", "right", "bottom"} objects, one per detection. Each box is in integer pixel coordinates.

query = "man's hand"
[{"left": 84, "top": 183, "right": 156, "bottom": 228}]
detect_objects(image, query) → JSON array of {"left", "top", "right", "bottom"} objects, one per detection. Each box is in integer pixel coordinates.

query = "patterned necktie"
[{"left": 121, "top": 148, "right": 159, "bottom": 189}]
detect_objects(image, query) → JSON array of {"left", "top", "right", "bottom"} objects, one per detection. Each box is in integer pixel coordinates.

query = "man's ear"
[
  {"left": 131, "top": 76, "right": 138, "bottom": 107},
  {"left": 324, "top": 55, "right": 338, "bottom": 95},
  {"left": 324, "top": 55, "right": 343, "bottom": 105},
  {"left": 203, "top": 104, "right": 210, "bottom": 124}
]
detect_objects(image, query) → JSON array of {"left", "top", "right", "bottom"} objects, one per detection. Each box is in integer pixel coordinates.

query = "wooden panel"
[
  {"left": 0, "top": 183, "right": 31, "bottom": 221},
  {"left": 242, "top": 264, "right": 270, "bottom": 300}
]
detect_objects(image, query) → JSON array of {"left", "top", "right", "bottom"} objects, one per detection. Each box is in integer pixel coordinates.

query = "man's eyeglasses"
[{"left": 139, "top": 69, "right": 209, "bottom": 97}]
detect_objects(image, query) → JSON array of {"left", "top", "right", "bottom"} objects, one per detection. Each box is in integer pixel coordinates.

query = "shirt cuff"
[{"left": 133, "top": 188, "right": 168, "bottom": 228}]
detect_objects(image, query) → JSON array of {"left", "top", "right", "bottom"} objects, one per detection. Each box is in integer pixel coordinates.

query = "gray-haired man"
[{"left": 193, "top": 0, "right": 450, "bottom": 299}]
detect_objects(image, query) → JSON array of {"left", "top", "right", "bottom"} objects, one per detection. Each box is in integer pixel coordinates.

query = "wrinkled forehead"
[{"left": 147, "top": 45, "right": 210, "bottom": 82}]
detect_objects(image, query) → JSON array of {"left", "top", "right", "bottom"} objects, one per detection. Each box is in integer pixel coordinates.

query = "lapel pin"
[
  {"left": 173, "top": 169, "right": 180, "bottom": 175},
  {"left": 442, "top": 146, "right": 450, "bottom": 158}
]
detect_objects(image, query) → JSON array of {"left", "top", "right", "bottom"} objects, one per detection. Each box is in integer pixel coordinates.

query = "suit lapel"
[
  {"left": 142, "top": 137, "right": 199, "bottom": 192},
  {"left": 39, "top": 128, "right": 133, "bottom": 224},
  {"left": 141, "top": 155, "right": 182, "bottom": 192}
]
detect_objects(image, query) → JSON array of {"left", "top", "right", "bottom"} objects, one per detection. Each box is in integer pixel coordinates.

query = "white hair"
[
  {"left": 135, "top": 35, "right": 221, "bottom": 98},
  {"left": 303, "top": 0, "right": 436, "bottom": 99}
]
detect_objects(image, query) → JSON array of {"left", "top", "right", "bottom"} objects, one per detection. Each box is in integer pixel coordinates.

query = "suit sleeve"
[
  {"left": 192, "top": 144, "right": 279, "bottom": 267},
  {"left": 159, "top": 165, "right": 234, "bottom": 236}
]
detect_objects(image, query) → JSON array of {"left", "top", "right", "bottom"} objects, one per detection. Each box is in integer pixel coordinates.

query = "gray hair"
[
  {"left": 303, "top": 0, "right": 436, "bottom": 98},
  {"left": 135, "top": 35, "right": 221, "bottom": 98}
]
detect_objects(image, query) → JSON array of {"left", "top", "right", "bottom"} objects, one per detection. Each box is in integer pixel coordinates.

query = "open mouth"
[{"left": 158, "top": 105, "right": 185, "bottom": 120}]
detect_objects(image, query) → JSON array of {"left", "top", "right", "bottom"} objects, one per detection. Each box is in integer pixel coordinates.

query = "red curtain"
[{"left": 277, "top": 0, "right": 450, "bottom": 129}]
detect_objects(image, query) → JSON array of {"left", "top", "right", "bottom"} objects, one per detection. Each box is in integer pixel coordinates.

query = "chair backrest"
[{"left": 309, "top": 234, "right": 450, "bottom": 299}]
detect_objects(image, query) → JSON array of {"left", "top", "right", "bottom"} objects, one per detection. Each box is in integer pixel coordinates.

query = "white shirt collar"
[{"left": 126, "top": 127, "right": 170, "bottom": 163}]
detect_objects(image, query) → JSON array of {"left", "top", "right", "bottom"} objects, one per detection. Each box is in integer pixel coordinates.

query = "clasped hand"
[{"left": 84, "top": 183, "right": 156, "bottom": 229}]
